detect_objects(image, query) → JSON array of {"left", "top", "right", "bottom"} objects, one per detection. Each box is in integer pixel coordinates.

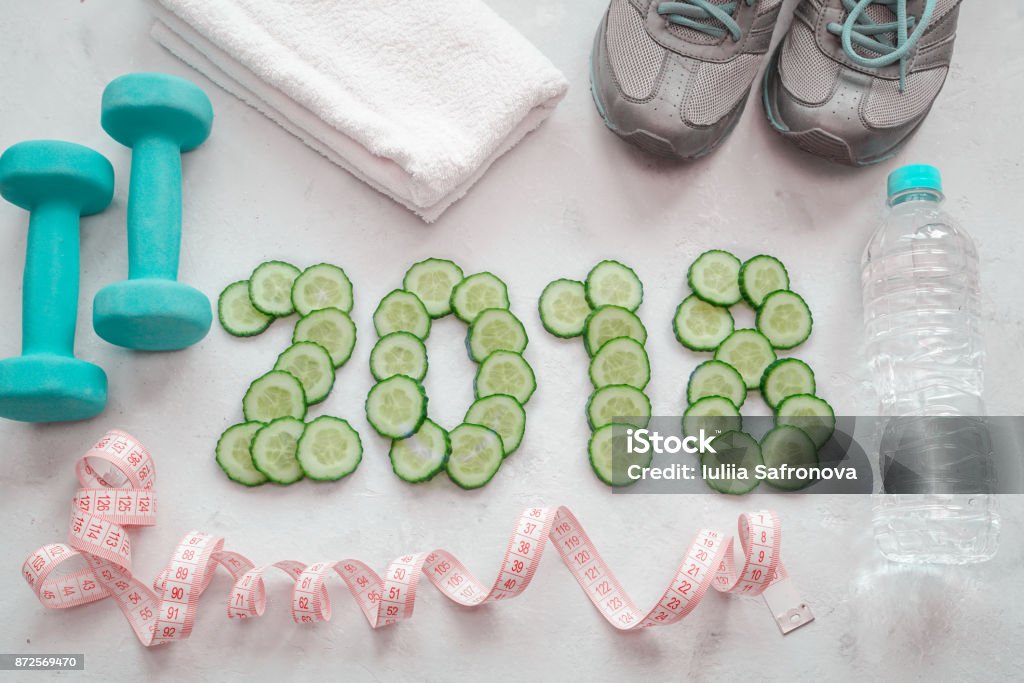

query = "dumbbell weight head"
[
  {"left": 93, "top": 73, "right": 214, "bottom": 351},
  {"left": 0, "top": 141, "right": 113, "bottom": 422},
  {"left": 101, "top": 72, "right": 213, "bottom": 151}
]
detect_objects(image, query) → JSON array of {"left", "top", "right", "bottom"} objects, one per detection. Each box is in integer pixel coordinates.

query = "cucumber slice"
[
  {"left": 251, "top": 417, "right": 305, "bottom": 484},
  {"left": 538, "top": 279, "right": 591, "bottom": 338},
  {"left": 466, "top": 308, "right": 528, "bottom": 363},
  {"left": 465, "top": 394, "right": 527, "bottom": 456},
  {"left": 713, "top": 329, "right": 777, "bottom": 390},
  {"left": 293, "top": 307, "right": 357, "bottom": 368},
  {"left": 373, "top": 289, "right": 432, "bottom": 340},
  {"left": 370, "top": 332, "right": 428, "bottom": 382},
  {"left": 740, "top": 255, "right": 790, "bottom": 308},
  {"left": 291, "top": 263, "right": 354, "bottom": 316},
  {"left": 475, "top": 351, "right": 536, "bottom": 404},
  {"left": 450, "top": 272, "right": 510, "bottom": 323},
  {"left": 583, "top": 305, "right": 648, "bottom": 357},
  {"left": 274, "top": 342, "right": 335, "bottom": 405},
  {"left": 673, "top": 294, "right": 734, "bottom": 352},
  {"left": 701, "top": 430, "right": 762, "bottom": 495},
  {"left": 589, "top": 337, "right": 650, "bottom": 390},
  {"left": 760, "top": 425, "right": 819, "bottom": 490},
  {"left": 760, "top": 358, "right": 816, "bottom": 410},
  {"left": 446, "top": 423, "right": 504, "bottom": 489},
  {"left": 403, "top": 258, "right": 464, "bottom": 318},
  {"left": 215, "top": 422, "right": 267, "bottom": 486},
  {"left": 586, "top": 384, "right": 651, "bottom": 430},
  {"left": 682, "top": 396, "right": 742, "bottom": 440},
  {"left": 390, "top": 419, "right": 450, "bottom": 483},
  {"left": 756, "top": 290, "right": 813, "bottom": 350},
  {"left": 775, "top": 394, "right": 835, "bottom": 449},
  {"left": 686, "top": 360, "right": 747, "bottom": 408},
  {"left": 688, "top": 250, "right": 742, "bottom": 307},
  {"left": 365, "top": 375, "right": 427, "bottom": 439},
  {"left": 589, "top": 423, "right": 652, "bottom": 487},
  {"left": 296, "top": 416, "right": 362, "bottom": 481},
  {"left": 242, "top": 370, "right": 307, "bottom": 422},
  {"left": 218, "top": 280, "right": 273, "bottom": 337},
  {"left": 249, "top": 260, "right": 301, "bottom": 317},
  {"left": 585, "top": 260, "right": 643, "bottom": 311}
]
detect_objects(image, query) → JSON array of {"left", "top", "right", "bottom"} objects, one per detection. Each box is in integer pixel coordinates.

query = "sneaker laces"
[
  {"left": 657, "top": 0, "right": 755, "bottom": 42},
  {"left": 827, "top": 0, "right": 937, "bottom": 92}
]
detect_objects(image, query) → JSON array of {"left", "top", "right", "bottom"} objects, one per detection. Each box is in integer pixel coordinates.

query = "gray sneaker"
[
  {"left": 763, "top": 0, "right": 962, "bottom": 166},
  {"left": 590, "top": 0, "right": 784, "bottom": 159}
]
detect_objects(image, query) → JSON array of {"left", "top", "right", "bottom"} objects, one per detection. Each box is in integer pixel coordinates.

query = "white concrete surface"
[{"left": 1, "top": 1, "right": 1022, "bottom": 681}]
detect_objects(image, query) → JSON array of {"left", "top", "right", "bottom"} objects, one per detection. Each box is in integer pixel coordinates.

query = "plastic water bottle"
[{"left": 861, "top": 164, "right": 999, "bottom": 564}]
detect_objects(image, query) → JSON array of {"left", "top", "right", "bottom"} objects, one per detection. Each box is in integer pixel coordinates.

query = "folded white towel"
[{"left": 152, "top": 0, "right": 568, "bottom": 222}]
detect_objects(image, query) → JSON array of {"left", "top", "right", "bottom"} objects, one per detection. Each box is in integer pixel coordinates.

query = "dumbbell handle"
[
  {"left": 126, "top": 135, "right": 181, "bottom": 281},
  {"left": 22, "top": 201, "right": 80, "bottom": 356}
]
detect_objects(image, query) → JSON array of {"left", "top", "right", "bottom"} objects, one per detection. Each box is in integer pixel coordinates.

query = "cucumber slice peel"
[
  {"left": 274, "top": 342, "right": 335, "bottom": 405},
  {"left": 775, "top": 394, "right": 835, "bottom": 449},
  {"left": 466, "top": 308, "right": 528, "bottom": 362},
  {"left": 390, "top": 419, "right": 450, "bottom": 483},
  {"left": 242, "top": 370, "right": 307, "bottom": 422},
  {"left": 588, "top": 423, "right": 651, "bottom": 487},
  {"left": 740, "top": 255, "right": 790, "bottom": 308},
  {"left": 373, "top": 289, "right": 432, "bottom": 340},
  {"left": 673, "top": 294, "right": 734, "bottom": 351},
  {"left": 297, "top": 416, "right": 362, "bottom": 481},
  {"left": 365, "top": 375, "right": 427, "bottom": 439},
  {"left": 249, "top": 260, "right": 301, "bottom": 317},
  {"left": 219, "top": 280, "right": 273, "bottom": 337},
  {"left": 446, "top": 423, "right": 504, "bottom": 489},
  {"left": 756, "top": 290, "right": 813, "bottom": 349},
  {"left": 475, "top": 351, "right": 536, "bottom": 404},
  {"left": 538, "top": 279, "right": 590, "bottom": 338},
  {"left": 370, "top": 332, "right": 428, "bottom": 382},
  {"left": 589, "top": 337, "right": 650, "bottom": 390},
  {"left": 291, "top": 263, "right": 354, "bottom": 316},
  {"left": 583, "top": 305, "right": 648, "bottom": 357},
  {"left": 688, "top": 250, "right": 742, "bottom": 307},
  {"left": 293, "top": 307, "right": 357, "bottom": 368},
  {"left": 216, "top": 422, "right": 267, "bottom": 486},
  {"left": 586, "top": 384, "right": 651, "bottom": 430},
  {"left": 251, "top": 417, "right": 306, "bottom": 485},
  {"left": 465, "top": 394, "right": 527, "bottom": 456},
  {"left": 403, "top": 258, "right": 464, "bottom": 318},
  {"left": 686, "top": 360, "right": 747, "bottom": 408},
  {"left": 450, "top": 272, "right": 510, "bottom": 324},
  {"left": 702, "top": 430, "right": 762, "bottom": 495},
  {"left": 585, "top": 260, "right": 643, "bottom": 311},
  {"left": 682, "top": 396, "right": 742, "bottom": 441},
  {"left": 760, "top": 358, "right": 816, "bottom": 410},
  {"left": 713, "top": 329, "right": 777, "bottom": 390},
  {"left": 760, "top": 425, "right": 819, "bottom": 490}
]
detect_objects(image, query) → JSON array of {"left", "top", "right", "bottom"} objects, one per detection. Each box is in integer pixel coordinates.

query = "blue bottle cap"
[{"left": 887, "top": 164, "right": 943, "bottom": 199}]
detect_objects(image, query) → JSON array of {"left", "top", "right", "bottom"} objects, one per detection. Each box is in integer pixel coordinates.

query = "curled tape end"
[{"left": 761, "top": 577, "right": 814, "bottom": 635}]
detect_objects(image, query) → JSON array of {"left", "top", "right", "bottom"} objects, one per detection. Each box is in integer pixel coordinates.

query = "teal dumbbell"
[
  {"left": 0, "top": 141, "right": 114, "bottom": 422},
  {"left": 93, "top": 73, "right": 214, "bottom": 351}
]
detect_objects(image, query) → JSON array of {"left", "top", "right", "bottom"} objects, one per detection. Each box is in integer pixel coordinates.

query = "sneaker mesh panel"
[
  {"left": 779, "top": 21, "right": 840, "bottom": 105},
  {"left": 606, "top": 0, "right": 666, "bottom": 99},
  {"left": 683, "top": 53, "right": 760, "bottom": 126},
  {"left": 863, "top": 66, "right": 947, "bottom": 127}
]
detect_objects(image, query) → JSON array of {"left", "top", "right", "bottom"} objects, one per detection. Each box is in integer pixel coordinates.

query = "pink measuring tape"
[{"left": 22, "top": 429, "right": 814, "bottom": 646}]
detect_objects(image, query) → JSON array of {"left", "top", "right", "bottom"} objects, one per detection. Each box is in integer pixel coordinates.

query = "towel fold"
[{"left": 152, "top": 0, "right": 568, "bottom": 222}]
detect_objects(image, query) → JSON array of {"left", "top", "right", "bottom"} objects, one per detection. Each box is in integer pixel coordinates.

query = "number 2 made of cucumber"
[
  {"left": 216, "top": 262, "right": 363, "bottom": 486},
  {"left": 367, "top": 258, "right": 535, "bottom": 490}
]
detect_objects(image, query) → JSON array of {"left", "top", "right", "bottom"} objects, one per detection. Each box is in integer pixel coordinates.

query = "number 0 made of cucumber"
[{"left": 367, "top": 258, "right": 535, "bottom": 489}]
